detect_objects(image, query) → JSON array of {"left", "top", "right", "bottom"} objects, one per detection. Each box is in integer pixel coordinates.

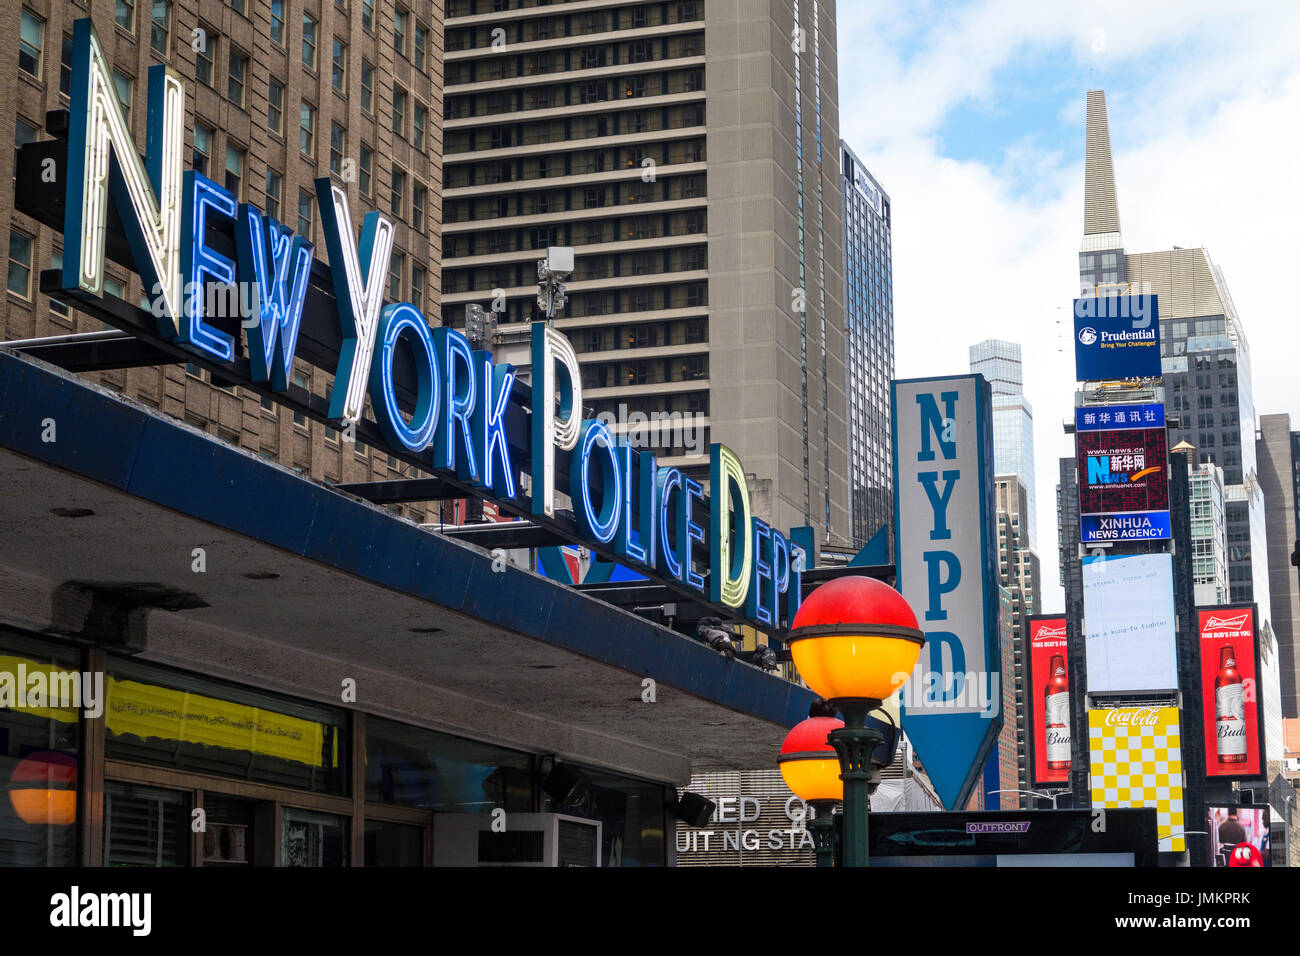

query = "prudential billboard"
[{"left": 1073, "top": 295, "right": 1161, "bottom": 381}]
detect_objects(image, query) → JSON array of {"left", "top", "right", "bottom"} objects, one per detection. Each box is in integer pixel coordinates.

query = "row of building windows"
[
  {"left": 443, "top": 210, "right": 705, "bottom": 259},
  {"left": 573, "top": 319, "right": 708, "bottom": 354},
  {"left": 439, "top": 281, "right": 707, "bottom": 328},
  {"left": 580, "top": 355, "right": 708, "bottom": 390},
  {"left": 447, "top": 140, "right": 705, "bottom": 188},
  {"left": 445, "top": 2, "right": 702, "bottom": 48},
  {"left": 445, "top": 105, "right": 705, "bottom": 154},
  {"left": 445, "top": 34, "right": 703, "bottom": 86},
  {"left": 444, "top": 174, "right": 705, "bottom": 223},
  {"left": 445, "top": 68, "right": 704, "bottom": 120},
  {"left": 445, "top": 247, "right": 705, "bottom": 293}
]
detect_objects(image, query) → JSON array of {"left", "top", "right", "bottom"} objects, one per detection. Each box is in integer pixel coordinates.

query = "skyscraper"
[
  {"left": 1258, "top": 413, "right": 1300, "bottom": 719},
  {"left": 439, "top": 0, "right": 849, "bottom": 542},
  {"left": 840, "top": 142, "right": 894, "bottom": 554},
  {"left": 1077, "top": 88, "right": 1283, "bottom": 775},
  {"left": 971, "top": 339, "right": 1037, "bottom": 548},
  {"left": 1188, "top": 462, "right": 1229, "bottom": 606}
]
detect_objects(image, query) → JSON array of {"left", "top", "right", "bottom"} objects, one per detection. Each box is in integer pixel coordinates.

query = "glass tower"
[
  {"left": 970, "top": 339, "right": 1037, "bottom": 549},
  {"left": 840, "top": 142, "right": 894, "bottom": 554}
]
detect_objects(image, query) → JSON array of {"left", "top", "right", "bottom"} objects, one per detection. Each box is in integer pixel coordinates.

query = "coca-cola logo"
[
  {"left": 1104, "top": 707, "right": 1162, "bottom": 727},
  {"left": 1035, "top": 624, "right": 1067, "bottom": 639},
  {"left": 1203, "top": 613, "right": 1250, "bottom": 632}
]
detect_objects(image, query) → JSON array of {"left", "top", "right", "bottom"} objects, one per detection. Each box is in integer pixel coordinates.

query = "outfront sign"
[
  {"left": 1196, "top": 606, "right": 1265, "bottom": 780},
  {"left": 1072, "top": 294, "right": 1161, "bottom": 381},
  {"left": 892, "top": 375, "right": 1001, "bottom": 811},
  {"left": 47, "top": 17, "right": 807, "bottom": 633}
]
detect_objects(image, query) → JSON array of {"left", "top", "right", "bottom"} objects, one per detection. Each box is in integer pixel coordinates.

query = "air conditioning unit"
[{"left": 432, "top": 813, "right": 602, "bottom": 867}]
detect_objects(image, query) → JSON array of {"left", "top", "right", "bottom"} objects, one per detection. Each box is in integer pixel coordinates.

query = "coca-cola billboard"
[
  {"left": 1028, "top": 616, "right": 1071, "bottom": 785},
  {"left": 1197, "top": 606, "right": 1264, "bottom": 779}
]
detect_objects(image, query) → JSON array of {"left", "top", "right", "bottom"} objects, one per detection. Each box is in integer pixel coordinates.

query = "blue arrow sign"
[{"left": 892, "top": 375, "right": 1003, "bottom": 810}]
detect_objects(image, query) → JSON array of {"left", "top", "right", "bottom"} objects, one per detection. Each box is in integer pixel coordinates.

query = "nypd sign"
[{"left": 892, "top": 375, "right": 1001, "bottom": 810}]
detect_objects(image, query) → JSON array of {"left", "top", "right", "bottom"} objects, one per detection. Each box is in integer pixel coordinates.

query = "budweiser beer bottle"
[
  {"left": 1215, "top": 644, "right": 1247, "bottom": 764},
  {"left": 1045, "top": 655, "right": 1071, "bottom": 769}
]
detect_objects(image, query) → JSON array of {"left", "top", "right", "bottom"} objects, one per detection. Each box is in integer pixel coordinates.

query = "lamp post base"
[
  {"left": 827, "top": 698, "right": 884, "bottom": 868},
  {"left": 806, "top": 799, "right": 838, "bottom": 867}
]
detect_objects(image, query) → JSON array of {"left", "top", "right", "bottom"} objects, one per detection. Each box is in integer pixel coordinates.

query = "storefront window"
[
  {"left": 543, "top": 768, "right": 668, "bottom": 867},
  {"left": 281, "top": 808, "right": 347, "bottom": 866},
  {"left": 104, "top": 658, "right": 348, "bottom": 795},
  {"left": 103, "top": 782, "right": 189, "bottom": 866},
  {"left": 0, "top": 633, "right": 81, "bottom": 866},
  {"left": 365, "top": 819, "right": 422, "bottom": 866},
  {"left": 366, "top": 716, "right": 532, "bottom": 812}
]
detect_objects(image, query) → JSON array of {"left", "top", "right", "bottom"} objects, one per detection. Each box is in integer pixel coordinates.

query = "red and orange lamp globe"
[
  {"left": 778, "top": 715, "right": 843, "bottom": 867},
  {"left": 785, "top": 575, "right": 926, "bottom": 867}
]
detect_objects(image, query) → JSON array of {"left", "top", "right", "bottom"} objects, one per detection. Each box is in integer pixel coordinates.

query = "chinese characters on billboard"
[
  {"left": 1075, "top": 403, "right": 1170, "bottom": 542},
  {"left": 1028, "top": 617, "right": 1071, "bottom": 785},
  {"left": 1197, "top": 607, "right": 1264, "bottom": 779}
]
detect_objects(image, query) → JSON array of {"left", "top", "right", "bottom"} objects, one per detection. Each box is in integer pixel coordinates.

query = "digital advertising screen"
[
  {"left": 1082, "top": 553, "right": 1178, "bottom": 692},
  {"left": 1072, "top": 294, "right": 1161, "bottom": 381},
  {"left": 1088, "top": 707, "right": 1185, "bottom": 853},
  {"left": 1027, "top": 616, "right": 1071, "bottom": 785},
  {"left": 1197, "top": 606, "right": 1265, "bottom": 779},
  {"left": 1208, "top": 806, "right": 1270, "bottom": 867}
]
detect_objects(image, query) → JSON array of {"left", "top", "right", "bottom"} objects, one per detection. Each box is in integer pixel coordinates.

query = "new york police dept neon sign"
[{"left": 58, "top": 18, "right": 805, "bottom": 630}]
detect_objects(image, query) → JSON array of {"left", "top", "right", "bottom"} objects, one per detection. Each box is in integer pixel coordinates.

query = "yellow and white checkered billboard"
[{"left": 1088, "top": 706, "right": 1185, "bottom": 852}]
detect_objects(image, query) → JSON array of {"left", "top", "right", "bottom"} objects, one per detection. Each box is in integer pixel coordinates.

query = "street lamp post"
[
  {"left": 778, "top": 716, "right": 844, "bottom": 868},
  {"left": 787, "top": 576, "right": 925, "bottom": 867}
]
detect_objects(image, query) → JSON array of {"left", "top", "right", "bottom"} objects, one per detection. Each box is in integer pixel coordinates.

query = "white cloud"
[{"left": 837, "top": 0, "right": 1300, "bottom": 613}]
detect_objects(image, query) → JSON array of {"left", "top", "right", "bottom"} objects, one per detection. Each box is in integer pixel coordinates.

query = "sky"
[{"left": 836, "top": 0, "right": 1300, "bottom": 612}]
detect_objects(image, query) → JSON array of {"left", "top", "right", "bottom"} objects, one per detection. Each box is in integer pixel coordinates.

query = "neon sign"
[{"left": 54, "top": 18, "right": 806, "bottom": 631}]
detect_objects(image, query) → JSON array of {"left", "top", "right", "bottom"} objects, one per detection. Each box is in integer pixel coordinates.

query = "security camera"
[{"left": 543, "top": 246, "right": 574, "bottom": 279}]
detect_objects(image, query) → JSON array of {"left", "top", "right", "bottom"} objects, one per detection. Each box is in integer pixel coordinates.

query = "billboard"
[
  {"left": 1088, "top": 706, "right": 1185, "bottom": 852},
  {"left": 1208, "top": 806, "right": 1270, "bottom": 867},
  {"left": 1075, "top": 404, "right": 1170, "bottom": 543},
  {"left": 1073, "top": 294, "right": 1161, "bottom": 380},
  {"left": 893, "top": 375, "right": 1001, "bottom": 811},
  {"left": 1082, "top": 553, "right": 1178, "bottom": 692},
  {"left": 1197, "top": 606, "right": 1265, "bottom": 779},
  {"left": 1027, "top": 617, "right": 1072, "bottom": 785}
]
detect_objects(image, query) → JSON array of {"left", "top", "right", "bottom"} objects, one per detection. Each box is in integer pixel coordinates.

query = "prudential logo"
[{"left": 1078, "top": 327, "right": 1098, "bottom": 346}]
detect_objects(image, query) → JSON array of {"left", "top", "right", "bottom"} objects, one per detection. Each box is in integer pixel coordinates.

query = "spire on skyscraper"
[{"left": 1082, "top": 90, "right": 1123, "bottom": 252}]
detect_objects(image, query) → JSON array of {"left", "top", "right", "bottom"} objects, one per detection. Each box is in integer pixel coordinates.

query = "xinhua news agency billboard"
[
  {"left": 1075, "top": 403, "right": 1170, "bottom": 543},
  {"left": 1027, "top": 616, "right": 1072, "bottom": 786},
  {"left": 1196, "top": 606, "right": 1265, "bottom": 780},
  {"left": 1073, "top": 294, "right": 1161, "bottom": 381},
  {"left": 892, "top": 375, "right": 1001, "bottom": 812}
]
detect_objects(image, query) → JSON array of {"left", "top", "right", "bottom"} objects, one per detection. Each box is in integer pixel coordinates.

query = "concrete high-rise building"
[
  {"left": 439, "top": 0, "right": 849, "bottom": 541},
  {"left": 1, "top": 0, "right": 445, "bottom": 523},
  {"left": 1077, "top": 88, "right": 1284, "bottom": 778},
  {"left": 1189, "top": 462, "right": 1229, "bottom": 606},
  {"left": 995, "top": 474, "right": 1040, "bottom": 794},
  {"left": 840, "top": 142, "right": 894, "bottom": 555},
  {"left": 971, "top": 339, "right": 1037, "bottom": 548},
  {"left": 1258, "top": 414, "right": 1300, "bottom": 719}
]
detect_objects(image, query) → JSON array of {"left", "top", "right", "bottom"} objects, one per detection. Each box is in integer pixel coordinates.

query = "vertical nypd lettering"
[
  {"left": 430, "top": 328, "right": 479, "bottom": 482},
  {"left": 747, "top": 519, "right": 774, "bottom": 626},
  {"left": 178, "top": 173, "right": 238, "bottom": 361},
  {"left": 635, "top": 451, "right": 659, "bottom": 569},
  {"left": 369, "top": 303, "right": 440, "bottom": 452},
  {"left": 656, "top": 467, "right": 684, "bottom": 581},
  {"left": 236, "top": 205, "right": 313, "bottom": 391},
  {"left": 709, "top": 444, "right": 752, "bottom": 607},
  {"left": 316, "top": 179, "right": 393, "bottom": 425},
  {"left": 470, "top": 352, "right": 517, "bottom": 499},
  {"left": 893, "top": 376, "right": 1000, "bottom": 811},
  {"left": 529, "top": 323, "right": 582, "bottom": 517},
  {"left": 62, "top": 19, "right": 186, "bottom": 336},
  {"left": 570, "top": 420, "right": 622, "bottom": 543}
]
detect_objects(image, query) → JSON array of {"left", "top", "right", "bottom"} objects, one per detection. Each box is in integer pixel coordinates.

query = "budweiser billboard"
[
  {"left": 1027, "top": 616, "right": 1071, "bottom": 785},
  {"left": 1197, "top": 606, "right": 1265, "bottom": 779}
]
